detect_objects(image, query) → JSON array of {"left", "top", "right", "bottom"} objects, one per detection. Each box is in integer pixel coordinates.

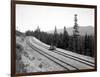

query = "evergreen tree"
[
  {"left": 34, "top": 26, "right": 41, "bottom": 40},
  {"left": 62, "top": 26, "right": 69, "bottom": 49},
  {"left": 68, "top": 36, "right": 73, "bottom": 51},
  {"left": 79, "top": 36, "right": 85, "bottom": 55},
  {"left": 53, "top": 26, "right": 58, "bottom": 46},
  {"left": 91, "top": 35, "right": 94, "bottom": 57},
  {"left": 84, "top": 34, "right": 90, "bottom": 56},
  {"left": 84, "top": 35, "right": 94, "bottom": 57},
  {"left": 73, "top": 14, "right": 80, "bottom": 53},
  {"left": 57, "top": 33, "right": 63, "bottom": 48}
]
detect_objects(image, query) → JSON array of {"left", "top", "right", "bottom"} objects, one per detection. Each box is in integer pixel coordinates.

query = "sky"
[{"left": 16, "top": 4, "right": 94, "bottom": 32}]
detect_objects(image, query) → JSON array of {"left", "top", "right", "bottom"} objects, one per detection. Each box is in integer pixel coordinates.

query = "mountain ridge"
[{"left": 47, "top": 26, "right": 94, "bottom": 36}]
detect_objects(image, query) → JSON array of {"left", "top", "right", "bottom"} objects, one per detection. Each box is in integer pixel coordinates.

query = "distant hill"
[
  {"left": 47, "top": 26, "right": 94, "bottom": 36},
  {"left": 16, "top": 30, "right": 24, "bottom": 36}
]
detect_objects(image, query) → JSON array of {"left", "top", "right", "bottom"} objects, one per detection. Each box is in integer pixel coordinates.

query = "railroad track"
[
  {"left": 26, "top": 39, "right": 79, "bottom": 71},
  {"left": 31, "top": 37, "right": 94, "bottom": 67}
]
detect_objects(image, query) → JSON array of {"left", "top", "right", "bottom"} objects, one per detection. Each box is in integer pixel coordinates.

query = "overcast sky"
[{"left": 16, "top": 4, "right": 94, "bottom": 32}]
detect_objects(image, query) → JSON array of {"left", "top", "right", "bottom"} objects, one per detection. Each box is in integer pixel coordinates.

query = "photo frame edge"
[{"left": 11, "top": 0, "right": 97, "bottom": 76}]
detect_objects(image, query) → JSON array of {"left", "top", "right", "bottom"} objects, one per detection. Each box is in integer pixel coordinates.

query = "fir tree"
[
  {"left": 53, "top": 26, "right": 58, "bottom": 46},
  {"left": 63, "top": 26, "right": 69, "bottom": 49},
  {"left": 73, "top": 14, "right": 80, "bottom": 53}
]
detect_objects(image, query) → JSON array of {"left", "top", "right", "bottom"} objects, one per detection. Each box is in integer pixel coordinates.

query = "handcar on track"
[{"left": 48, "top": 43, "right": 56, "bottom": 50}]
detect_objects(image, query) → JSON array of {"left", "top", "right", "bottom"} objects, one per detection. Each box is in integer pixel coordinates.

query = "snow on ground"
[
  {"left": 31, "top": 37, "right": 94, "bottom": 63},
  {"left": 16, "top": 36, "right": 95, "bottom": 74},
  {"left": 16, "top": 36, "right": 66, "bottom": 74}
]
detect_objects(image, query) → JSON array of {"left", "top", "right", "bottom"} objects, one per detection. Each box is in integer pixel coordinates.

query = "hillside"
[{"left": 16, "top": 30, "right": 24, "bottom": 36}]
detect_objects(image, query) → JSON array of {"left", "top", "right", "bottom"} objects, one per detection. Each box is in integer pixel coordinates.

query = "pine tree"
[
  {"left": 34, "top": 26, "right": 41, "bottom": 40},
  {"left": 84, "top": 34, "right": 90, "bottom": 56},
  {"left": 73, "top": 14, "right": 80, "bottom": 53},
  {"left": 68, "top": 36, "right": 73, "bottom": 51},
  {"left": 57, "top": 33, "right": 63, "bottom": 48},
  {"left": 84, "top": 35, "right": 94, "bottom": 57},
  {"left": 79, "top": 36, "right": 85, "bottom": 55},
  {"left": 91, "top": 35, "right": 94, "bottom": 57},
  {"left": 53, "top": 26, "right": 58, "bottom": 46},
  {"left": 63, "top": 26, "right": 69, "bottom": 49}
]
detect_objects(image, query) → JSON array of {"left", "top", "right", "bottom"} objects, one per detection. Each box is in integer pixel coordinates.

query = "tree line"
[{"left": 25, "top": 26, "right": 94, "bottom": 57}]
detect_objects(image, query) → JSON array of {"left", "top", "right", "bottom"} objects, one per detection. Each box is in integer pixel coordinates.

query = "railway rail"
[{"left": 26, "top": 39, "right": 80, "bottom": 71}]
